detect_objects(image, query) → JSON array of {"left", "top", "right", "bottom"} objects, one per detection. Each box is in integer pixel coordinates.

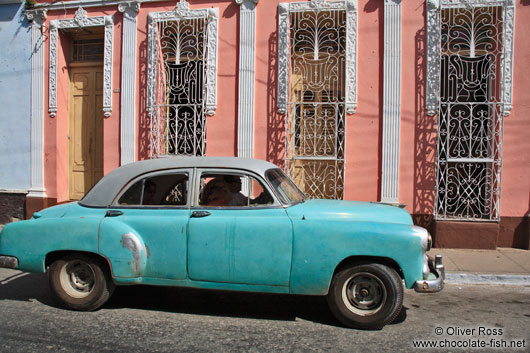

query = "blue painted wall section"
[{"left": 0, "top": 3, "right": 31, "bottom": 191}]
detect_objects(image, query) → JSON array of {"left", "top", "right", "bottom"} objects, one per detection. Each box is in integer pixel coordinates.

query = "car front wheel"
[
  {"left": 48, "top": 254, "right": 115, "bottom": 311},
  {"left": 327, "top": 263, "right": 403, "bottom": 329}
]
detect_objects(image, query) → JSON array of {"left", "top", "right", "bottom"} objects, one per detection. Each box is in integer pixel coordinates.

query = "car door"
[
  {"left": 98, "top": 169, "right": 192, "bottom": 280},
  {"left": 187, "top": 169, "right": 293, "bottom": 287}
]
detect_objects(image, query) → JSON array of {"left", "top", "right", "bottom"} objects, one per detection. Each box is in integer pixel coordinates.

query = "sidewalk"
[{"left": 427, "top": 248, "right": 530, "bottom": 285}]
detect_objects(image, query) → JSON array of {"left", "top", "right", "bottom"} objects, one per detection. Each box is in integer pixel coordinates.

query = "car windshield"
[{"left": 265, "top": 168, "right": 305, "bottom": 204}]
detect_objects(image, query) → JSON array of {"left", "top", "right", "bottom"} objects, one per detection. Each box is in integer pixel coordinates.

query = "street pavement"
[
  {"left": 0, "top": 268, "right": 529, "bottom": 352},
  {"left": 1, "top": 243, "right": 529, "bottom": 351}
]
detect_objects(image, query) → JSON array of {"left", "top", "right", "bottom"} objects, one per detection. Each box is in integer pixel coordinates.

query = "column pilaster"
[{"left": 235, "top": 0, "right": 258, "bottom": 159}]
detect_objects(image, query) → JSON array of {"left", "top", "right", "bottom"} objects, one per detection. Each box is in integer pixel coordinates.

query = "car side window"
[
  {"left": 118, "top": 173, "right": 188, "bottom": 206},
  {"left": 198, "top": 173, "right": 273, "bottom": 207}
]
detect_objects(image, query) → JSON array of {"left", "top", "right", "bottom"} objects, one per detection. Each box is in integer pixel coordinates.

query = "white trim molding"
[
  {"left": 380, "top": 0, "right": 402, "bottom": 204},
  {"left": 147, "top": 0, "right": 219, "bottom": 118},
  {"left": 26, "top": 9, "right": 48, "bottom": 198},
  {"left": 119, "top": 2, "right": 141, "bottom": 165},
  {"left": 277, "top": 0, "right": 358, "bottom": 115},
  {"left": 425, "top": 0, "right": 515, "bottom": 116},
  {"left": 49, "top": 7, "right": 114, "bottom": 118},
  {"left": 236, "top": 0, "right": 258, "bottom": 159}
]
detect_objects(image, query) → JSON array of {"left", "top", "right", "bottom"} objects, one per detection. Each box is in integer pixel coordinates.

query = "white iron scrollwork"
[{"left": 278, "top": 0, "right": 357, "bottom": 115}]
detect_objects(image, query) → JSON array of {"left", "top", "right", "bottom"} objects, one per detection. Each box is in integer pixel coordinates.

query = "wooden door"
[{"left": 68, "top": 66, "right": 104, "bottom": 200}]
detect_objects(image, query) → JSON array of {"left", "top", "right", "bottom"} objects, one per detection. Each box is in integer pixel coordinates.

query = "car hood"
[{"left": 286, "top": 199, "right": 413, "bottom": 225}]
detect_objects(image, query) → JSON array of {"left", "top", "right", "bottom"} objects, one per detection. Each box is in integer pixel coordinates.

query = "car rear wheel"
[
  {"left": 327, "top": 263, "right": 403, "bottom": 329},
  {"left": 48, "top": 254, "right": 115, "bottom": 311}
]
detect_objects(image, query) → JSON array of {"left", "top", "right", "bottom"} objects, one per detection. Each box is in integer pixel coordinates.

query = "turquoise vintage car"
[{"left": 0, "top": 157, "right": 443, "bottom": 329}]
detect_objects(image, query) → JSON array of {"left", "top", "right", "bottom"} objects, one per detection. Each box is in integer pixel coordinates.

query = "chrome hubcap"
[
  {"left": 342, "top": 272, "right": 386, "bottom": 316},
  {"left": 59, "top": 260, "right": 95, "bottom": 299}
]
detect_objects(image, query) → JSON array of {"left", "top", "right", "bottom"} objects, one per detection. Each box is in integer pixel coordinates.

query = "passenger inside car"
[{"left": 200, "top": 178, "right": 233, "bottom": 206}]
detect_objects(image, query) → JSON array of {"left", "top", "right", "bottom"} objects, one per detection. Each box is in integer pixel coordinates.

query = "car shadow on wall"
[{"left": 0, "top": 271, "right": 408, "bottom": 329}]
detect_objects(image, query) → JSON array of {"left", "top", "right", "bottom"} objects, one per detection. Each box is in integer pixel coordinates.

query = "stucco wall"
[
  {"left": 35, "top": 0, "right": 530, "bottom": 221},
  {"left": 0, "top": 3, "right": 31, "bottom": 191}
]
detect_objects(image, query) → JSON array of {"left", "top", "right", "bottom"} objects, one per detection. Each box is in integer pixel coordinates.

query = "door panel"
[
  {"left": 99, "top": 209, "right": 189, "bottom": 279},
  {"left": 69, "top": 66, "right": 104, "bottom": 200},
  {"left": 188, "top": 208, "right": 293, "bottom": 286},
  {"left": 99, "top": 169, "right": 192, "bottom": 280}
]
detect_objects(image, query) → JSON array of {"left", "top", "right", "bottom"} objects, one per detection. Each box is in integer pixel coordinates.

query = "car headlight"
[{"left": 410, "top": 225, "right": 430, "bottom": 252}]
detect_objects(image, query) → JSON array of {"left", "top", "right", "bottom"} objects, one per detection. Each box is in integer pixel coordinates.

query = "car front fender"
[{"left": 288, "top": 220, "right": 425, "bottom": 295}]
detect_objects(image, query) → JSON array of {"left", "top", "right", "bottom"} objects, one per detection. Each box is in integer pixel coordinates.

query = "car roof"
[{"left": 80, "top": 156, "right": 280, "bottom": 207}]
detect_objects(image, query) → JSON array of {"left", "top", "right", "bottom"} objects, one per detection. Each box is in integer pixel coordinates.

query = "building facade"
[
  {"left": 13, "top": 0, "right": 530, "bottom": 249},
  {"left": 0, "top": 0, "right": 31, "bottom": 223}
]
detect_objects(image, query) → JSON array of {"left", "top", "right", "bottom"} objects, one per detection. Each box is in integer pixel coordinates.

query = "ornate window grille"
[
  {"left": 277, "top": 0, "right": 357, "bottom": 200},
  {"left": 147, "top": 1, "right": 218, "bottom": 157},
  {"left": 426, "top": 0, "right": 515, "bottom": 221}
]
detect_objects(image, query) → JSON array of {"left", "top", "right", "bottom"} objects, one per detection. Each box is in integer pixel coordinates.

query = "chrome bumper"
[
  {"left": 414, "top": 255, "right": 445, "bottom": 293},
  {"left": 0, "top": 256, "right": 18, "bottom": 269}
]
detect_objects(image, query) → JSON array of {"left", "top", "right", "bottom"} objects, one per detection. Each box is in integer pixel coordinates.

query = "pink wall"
[
  {"left": 345, "top": 0, "right": 383, "bottom": 202},
  {"left": 254, "top": 0, "right": 284, "bottom": 166},
  {"left": 400, "top": 0, "right": 435, "bottom": 217},
  {"left": 500, "top": 3, "right": 530, "bottom": 217}
]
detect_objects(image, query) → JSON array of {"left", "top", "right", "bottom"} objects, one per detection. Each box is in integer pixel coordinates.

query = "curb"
[{"left": 445, "top": 273, "right": 530, "bottom": 286}]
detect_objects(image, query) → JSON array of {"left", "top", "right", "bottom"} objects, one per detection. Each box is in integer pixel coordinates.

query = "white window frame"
[
  {"left": 425, "top": 0, "right": 514, "bottom": 116},
  {"left": 277, "top": 0, "right": 358, "bottom": 115},
  {"left": 146, "top": 0, "right": 218, "bottom": 119}
]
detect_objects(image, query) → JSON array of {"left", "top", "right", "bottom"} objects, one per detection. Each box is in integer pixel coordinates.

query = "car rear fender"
[
  {"left": 0, "top": 217, "right": 101, "bottom": 273},
  {"left": 97, "top": 219, "right": 148, "bottom": 279}
]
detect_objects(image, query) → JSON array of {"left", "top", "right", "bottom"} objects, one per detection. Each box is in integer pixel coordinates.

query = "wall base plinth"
[{"left": 25, "top": 196, "right": 57, "bottom": 220}]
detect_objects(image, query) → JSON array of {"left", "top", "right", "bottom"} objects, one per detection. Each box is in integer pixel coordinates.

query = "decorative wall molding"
[
  {"left": 119, "top": 1, "right": 141, "bottom": 20},
  {"left": 501, "top": 1, "right": 515, "bottom": 115},
  {"left": 380, "top": 0, "right": 402, "bottom": 204},
  {"left": 236, "top": 0, "right": 258, "bottom": 159},
  {"left": 235, "top": 0, "right": 258, "bottom": 4},
  {"left": 425, "top": 0, "right": 515, "bottom": 116},
  {"left": 425, "top": 0, "right": 440, "bottom": 116},
  {"left": 277, "top": 3, "right": 289, "bottom": 114},
  {"left": 49, "top": 8, "right": 114, "bottom": 118},
  {"left": 277, "top": 0, "right": 358, "bottom": 115},
  {"left": 147, "top": 1, "right": 219, "bottom": 117},
  {"left": 26, "top": 9, "right": 48, "bottom": 197},
  {"left": 33, "top": 0, "right": 184, "bottom": 11},
  {"left": 119, "top": 2, "right": 140, "bottom": 165}
]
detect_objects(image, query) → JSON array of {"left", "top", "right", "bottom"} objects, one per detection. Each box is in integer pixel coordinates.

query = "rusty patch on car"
[{"left": 121, "top": 232, "right": 143, "bottom": 273}]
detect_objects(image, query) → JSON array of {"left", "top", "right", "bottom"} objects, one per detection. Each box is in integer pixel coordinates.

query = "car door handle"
[
  {"left": 105, "top": 210, "right": 123, "bottom": 217},
  {"left": 191, "top": 211, "right": 211, "bottom": 218}
]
